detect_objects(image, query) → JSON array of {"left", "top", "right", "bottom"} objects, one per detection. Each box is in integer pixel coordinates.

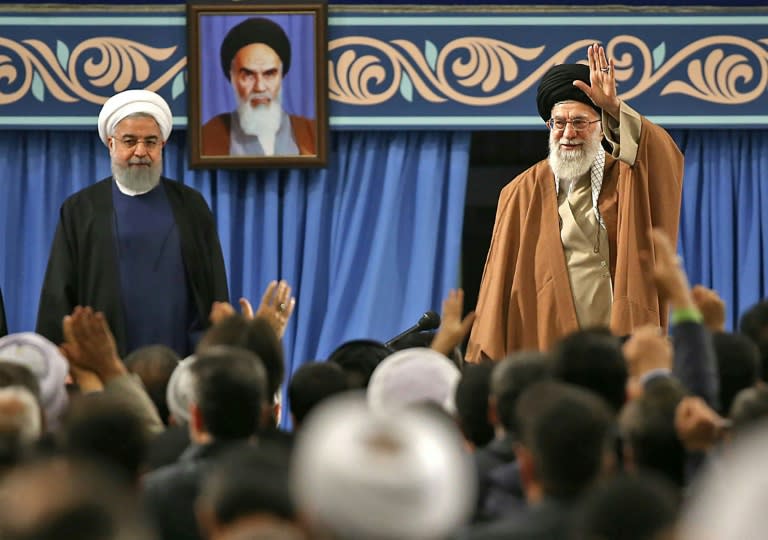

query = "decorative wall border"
[{"left": 0, "top": 6, "right": 766, "bottom": 129}]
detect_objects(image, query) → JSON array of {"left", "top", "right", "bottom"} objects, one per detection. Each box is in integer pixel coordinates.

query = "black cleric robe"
[{"left": 36, "top": 177, "right": 229, "bottom": 357}]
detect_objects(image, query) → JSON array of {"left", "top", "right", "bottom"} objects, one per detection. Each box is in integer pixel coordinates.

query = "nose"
[
  {"left": 562, "top": 121, "right": 578, "bottom": 138},
  {"left": 252, "top": 74, "right": 265, "bottom": 93},
  {"left": 133, "top": 140, "right": 149, "bottom": 156}
]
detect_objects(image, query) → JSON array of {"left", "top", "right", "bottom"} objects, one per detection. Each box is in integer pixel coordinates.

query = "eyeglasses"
[
  {"left": 114, "top": 137, "right": 162, "bottom": 151},
  {"left": 546, "top": 118, "right": 601, "bottom": 132}
]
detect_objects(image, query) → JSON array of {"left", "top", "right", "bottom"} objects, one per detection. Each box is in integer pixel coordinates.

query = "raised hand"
[
  {"left": 691, "top": 285, "right": 726, "bottom": 332},
  {"left": 62, "top": 306, "right": 125, "bottom": 382},
  {"left": 431, "top": 288, "right": 476, "bottom": 358},
  {"left": 572, "top": 43, "right": 621, "bottom": 120},
  {"left": 254, "top": 280, "right": 296, "bottom": 339}
]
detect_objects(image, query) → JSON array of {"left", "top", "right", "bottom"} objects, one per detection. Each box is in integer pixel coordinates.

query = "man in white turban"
[{"left": 36, "top": 90, "right": 229, "bottom": 358}]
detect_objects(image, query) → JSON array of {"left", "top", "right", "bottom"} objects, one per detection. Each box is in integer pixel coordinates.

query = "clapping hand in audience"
[
  {"left": 209, "top": 279, "right": 296, "bottom": 339},
  {"left": 675, "top": 395, "right": 729, "bottom": 451},
  {"left": 692, "top": 285, "right": 726, "bottom": 333},
  {"left": 644, "top": 228, "right": 695, "bottom": 310},
  {"left": 60, "top": 306, "right": 126, "bottom": 390},
  {"left": 431, "top": 289, "right": 476, "bottom": 358}
]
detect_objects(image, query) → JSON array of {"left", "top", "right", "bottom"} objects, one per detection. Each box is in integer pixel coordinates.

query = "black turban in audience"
[{"left": 536, "top": 63, "right": 600, "bottom": 121}]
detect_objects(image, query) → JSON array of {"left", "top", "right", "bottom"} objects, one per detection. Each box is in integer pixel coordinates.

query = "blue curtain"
[
  {"left": 0, "top": 129, "right": 470, "bottom": 403},
  {"left": 672, "top": 129, "right": 768, "bottom": 331}
]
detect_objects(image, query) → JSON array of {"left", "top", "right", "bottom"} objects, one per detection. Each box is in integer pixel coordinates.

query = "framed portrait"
[{"left": 187, "top": 1, "right": 328, "bottom": 168}]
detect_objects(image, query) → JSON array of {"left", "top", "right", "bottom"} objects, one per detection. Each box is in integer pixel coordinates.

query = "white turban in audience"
[
  {"left": 292, "top": 394, "right": 475, "bottom": 540},
  {"left": 97, "top": 89, "right": 173, "bottom": 146},
  {"left": 681, "top": 421, "right": 768, "bottom": 539},
  {"left": 0, "top": 332, "right": 68, "bottom": 430},
  {"left": 366, "top": 347, "right": 461, "bottom": 415},
  {"left": 165, "top": 354, "right": 198, "bottom": 425}
]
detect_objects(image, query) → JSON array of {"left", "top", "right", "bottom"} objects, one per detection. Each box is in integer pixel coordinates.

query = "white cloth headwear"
[
  {"left": 0, "top": 332, "right": 69, "bottom": 431},
  {"left": 97, "top": 89, "right": 172, "bottom": 146},
  {"left": 165, "top": 354, "right": 198, "bottom": 425},
  {"left": 367, "top": 347, "right": 462, "bottom": 415},
  {"left": 292, "top": 394, "right": 476, "bottom": 540}
]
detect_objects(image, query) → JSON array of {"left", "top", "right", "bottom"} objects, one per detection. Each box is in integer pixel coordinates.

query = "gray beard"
[
  {"left": 548, "top": 132, "right": 602, "bottom": 181},
  {"left": 235, "top": 91, "right": 283, "bottom": 138},
  {"left": 111, "top": 159, "right": 162, "bottom": 193}
]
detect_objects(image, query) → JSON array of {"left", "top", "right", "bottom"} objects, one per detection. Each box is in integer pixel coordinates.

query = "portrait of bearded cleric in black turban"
[{"left": 187, "top": 4, "right": 328, "bottom": 168}]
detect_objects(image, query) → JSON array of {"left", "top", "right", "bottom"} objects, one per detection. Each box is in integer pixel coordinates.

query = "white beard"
[
  {"left": 111, "top": 156, "right": 161, "bottom": 194},
  {"left": 235, "top": 88, "right": 283, "bottom": 140},
  {"left": 548, "top": 130, "right": 603, "bottom": 181}
]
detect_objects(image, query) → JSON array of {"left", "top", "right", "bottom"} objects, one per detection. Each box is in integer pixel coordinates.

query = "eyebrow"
[{"left": 238, "top": 67, "right": 279, "bottom": 77}]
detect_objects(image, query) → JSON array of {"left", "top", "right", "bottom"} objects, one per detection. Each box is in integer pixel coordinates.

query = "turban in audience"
[
  {"left": 367, "top": 347, "right": 461, "bottom": 415},
  {"left": 97, "top": 89, "right": 173, "bottom": 146},
  {"left": 292, "top": 394, "right": 475, "bottom": 540},
  {"left": 165, "top": 355, "right": 197, "bottom": 425},
  {"left": 0, "top": 332, "right": 68, "bottom": 429}
]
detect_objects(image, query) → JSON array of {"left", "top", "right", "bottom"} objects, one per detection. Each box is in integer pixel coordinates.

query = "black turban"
[
  {"left": 536, "top": 63, "right": 600, "bottom": 121},
  {"left": 220, "top": 17, "right": 292, "bottom": 78}
]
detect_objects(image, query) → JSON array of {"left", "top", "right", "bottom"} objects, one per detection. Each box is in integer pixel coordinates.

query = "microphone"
[{"left": 384, "top": 311, "right": 441, "bottom": 348}]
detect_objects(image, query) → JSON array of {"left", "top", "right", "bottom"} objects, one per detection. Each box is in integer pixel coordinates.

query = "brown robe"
[
  {"left": 466, "top": 106, "right": 684, "bottom": 361},
  {"left": 200, "top": 113, "right": 317, "bottom": 156}
]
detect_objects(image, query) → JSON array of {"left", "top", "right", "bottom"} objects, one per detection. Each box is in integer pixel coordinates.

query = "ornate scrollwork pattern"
[
  {"left": 0, "top": 37, "right": 185, "bottom": 105},
  {"left": 329, "top": 35, "right": 768, "bottom": 106}
]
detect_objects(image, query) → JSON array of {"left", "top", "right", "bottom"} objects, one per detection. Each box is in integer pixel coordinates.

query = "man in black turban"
[
  {"left": 466, "top": 44, "right": 684, "bottom": 361},
  {"left": 201, "top": 17, "right": 316, "bottom": 157}
]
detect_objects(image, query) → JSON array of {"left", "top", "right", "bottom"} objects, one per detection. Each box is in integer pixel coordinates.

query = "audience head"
[
  {"left": 729, "top": 385, "right": 768, "bottom": 437},
  {"left": 552, "top": 328, "right": 628, "bottom": 413},
  {"left": 619, "top": 376, "right": 688, "bottom": 487},
  {"left": 454, "top": 362, "right": 495, "bottom": 448},
  {"left": 197, "top": 443, "right": 297, "bottom": 540},
  {"left": 189, "top": 346, "right": 268, "bottom": 441},
  {"left": 515, "top": 380, "right": 615, "bottom": 501},
  {"left": 198, "top": 315, "right": 284, "bottom": 402},
  {"left": 739, "top": 299, "right": 768, "bottom": 381},
  {"left": 59, "top": 392, "right": 148, "bottom": 485},
  {"left": 326, "top": 339, "right": 392, "bottom": 389},
  {"left": 490, "top": 350, "right": 552, "bottom": 435},
  {"left": 165, "top": 354, "right": 197, "bottom": 425},
  {"left": 0, "top": 457, "right": 155, "bottom": 540},
  {"left": 367, "top": 348, "right": 461, "bottom": 415},
  {"left": 0, "top": 386, "right": 42, "bottom": 472},
  {"left": 573, "top": 473, "right": 680, "bottom": 540},
  {"left": 124, "top": 345, "right": 179, "bottom": 425},
  {"left": 0, "top": 332, "right": 69, "bottom": 430},
  {"left": 713, "top": 331, "right": 760, "bottom": 414},
  {"left": 292, "top": 394, "right": 475, "bottom": 540},
  {"left": 288, "top": 361, "right": 348, "bottom": 428}
]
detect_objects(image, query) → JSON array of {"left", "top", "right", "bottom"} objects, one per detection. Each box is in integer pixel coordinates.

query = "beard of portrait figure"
[
  {"left": 111, "top": 154, "right": 162, "bottom": 194},
  {"left": 547, "top": 127, "right": 604, "bottom": 181},
  {"left": 236, "top": 86, "right": 283, "bottom": 139}
]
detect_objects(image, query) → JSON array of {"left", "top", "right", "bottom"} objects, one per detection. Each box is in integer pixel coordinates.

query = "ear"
[
  {"left": 271, "top": 400, "right": 281, "bottom": 428},
  {"left": 195, "top": 497, "right": 217, "bottom": 540},
  {"left": 189, "top": 403, "right": 205, "bottom": 441}
]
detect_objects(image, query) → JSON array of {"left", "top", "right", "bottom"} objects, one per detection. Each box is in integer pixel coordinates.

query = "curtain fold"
[
  {"left": 0, "top": 129, "right": 470, "bottom": 403},
  {"left": 672, "top": 129, "right": 768, "bottom": 330}
]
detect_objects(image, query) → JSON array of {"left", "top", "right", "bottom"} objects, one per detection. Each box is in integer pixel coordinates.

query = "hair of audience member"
[
  {"left": 291, "top": 394, "right": 475, "bottom": 540},
  {"left": 0, "top": 361, "right": 41, "bottom": 401},
  {"left": 552, "top": 328, "right": 628, "bottom": 413},
  {"left": 165, "top": 355, "right": 197, "bottom": 425},
  {"left": 713, "top": 331, "right": 761, "bottom": 414},
  {"left": 59, "top": 392, "right": 149, "bottom": 486},
  {"left": 389, "top": 331, "right": 464, "bottom": 370},
  {"left": 572, "top": 472, "right": 680, "bottom": 540},
  {"left": 619, "top": 377, "right": 688, "bottom": 488},
  {"left": 197, "top": 442, "right": 295, "bottom": 537},
  {"left": 287, "top": 361, "right": 348, "bottom": 427},
  {"left": 0, "top": 456, "right": 155, "bottom": 540},
  {"left": 198, "top": 315, "right": 284, "bottom": 399},
  {"left": 190, "top": 346, "right": 268, "bottom": 440},
  {"left": 454, "top": 362, "right": 495, "bottom": 447},
  {"left": 738, "top": 299, "right": 768, "bottom": 381},
  {"left": 326, "top": 339, "right": 392, "bottom": 390},
  {"left": 491, "top": 351, "right": 553, "bottom": 435},
  {"left": 0, "top": 386, "right": 42, "bottom": 472},
  {"left": 515, "top": 380, "right": 615, "bottom": 499},
  {"left": 729, "top": 385, "right": 768, "bottom": 436},
  {"left": 124, "top": 345, "right": 180, "bottom": 425}
]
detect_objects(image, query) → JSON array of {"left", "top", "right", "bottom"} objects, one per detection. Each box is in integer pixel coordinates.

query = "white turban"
[{"left": 97, "top": 89, "right": 172, "bottom": 146}]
